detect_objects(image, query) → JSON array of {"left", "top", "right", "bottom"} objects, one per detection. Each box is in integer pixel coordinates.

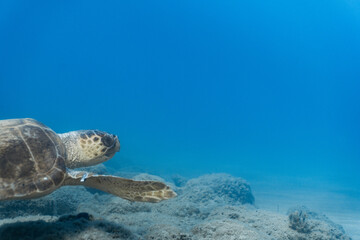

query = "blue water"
[{"left": 1, "top": 0, "right": 360, "bottom": 237}]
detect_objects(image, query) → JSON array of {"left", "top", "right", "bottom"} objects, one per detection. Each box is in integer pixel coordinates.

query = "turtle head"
[{"left": 59, "top": 130, "right": 120, "bottom": 168}]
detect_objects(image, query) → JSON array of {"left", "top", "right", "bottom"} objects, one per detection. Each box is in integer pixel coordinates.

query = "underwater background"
[{"left": 0, "top": 0, "right": 359, "bottom": 238}]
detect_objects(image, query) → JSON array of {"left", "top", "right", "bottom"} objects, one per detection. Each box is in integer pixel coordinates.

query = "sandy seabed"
[{"left": 0, "top": 166, "right": 355, "bottom": 240}]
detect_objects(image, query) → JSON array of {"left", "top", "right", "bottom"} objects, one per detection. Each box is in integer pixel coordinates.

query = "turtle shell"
[{"left": 0, "top": 118, "right": 66, "bottom": 200}]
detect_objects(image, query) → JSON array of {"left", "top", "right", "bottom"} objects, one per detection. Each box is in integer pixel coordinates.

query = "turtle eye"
[{"left": 101, "top": 134, "right": 115, "bottom": 147}]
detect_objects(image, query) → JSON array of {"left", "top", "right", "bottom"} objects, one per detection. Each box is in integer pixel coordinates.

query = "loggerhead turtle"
[{"left": 0, "top": 118, "right": 176, "bottom": 203}]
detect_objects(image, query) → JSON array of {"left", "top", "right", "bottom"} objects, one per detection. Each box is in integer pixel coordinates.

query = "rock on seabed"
[{"left": 0, "top": 172, "right": 352, "bottom": 240}]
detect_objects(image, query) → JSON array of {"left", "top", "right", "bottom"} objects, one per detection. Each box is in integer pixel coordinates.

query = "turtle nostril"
[{"left": 101, "top": 135, "right": 115, "bottom": 147}]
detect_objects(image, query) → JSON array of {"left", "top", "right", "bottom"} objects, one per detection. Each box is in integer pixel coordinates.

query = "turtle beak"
[{"left": 114, "top": 135, "right": 120, "bottom": 152}]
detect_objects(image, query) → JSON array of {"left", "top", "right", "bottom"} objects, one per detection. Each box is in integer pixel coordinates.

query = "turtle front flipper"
[{"left": 63, "top": 170, "right": 176, "bottom": 203}]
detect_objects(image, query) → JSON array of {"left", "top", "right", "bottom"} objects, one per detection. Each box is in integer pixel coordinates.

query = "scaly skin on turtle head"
[{"left": 58, "top": 130, "right": 120, "bottom": 169}]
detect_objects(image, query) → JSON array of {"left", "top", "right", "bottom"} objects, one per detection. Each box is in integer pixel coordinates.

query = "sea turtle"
[{"left": 0, "top": 118, "right": 176, "bottom": 203}]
